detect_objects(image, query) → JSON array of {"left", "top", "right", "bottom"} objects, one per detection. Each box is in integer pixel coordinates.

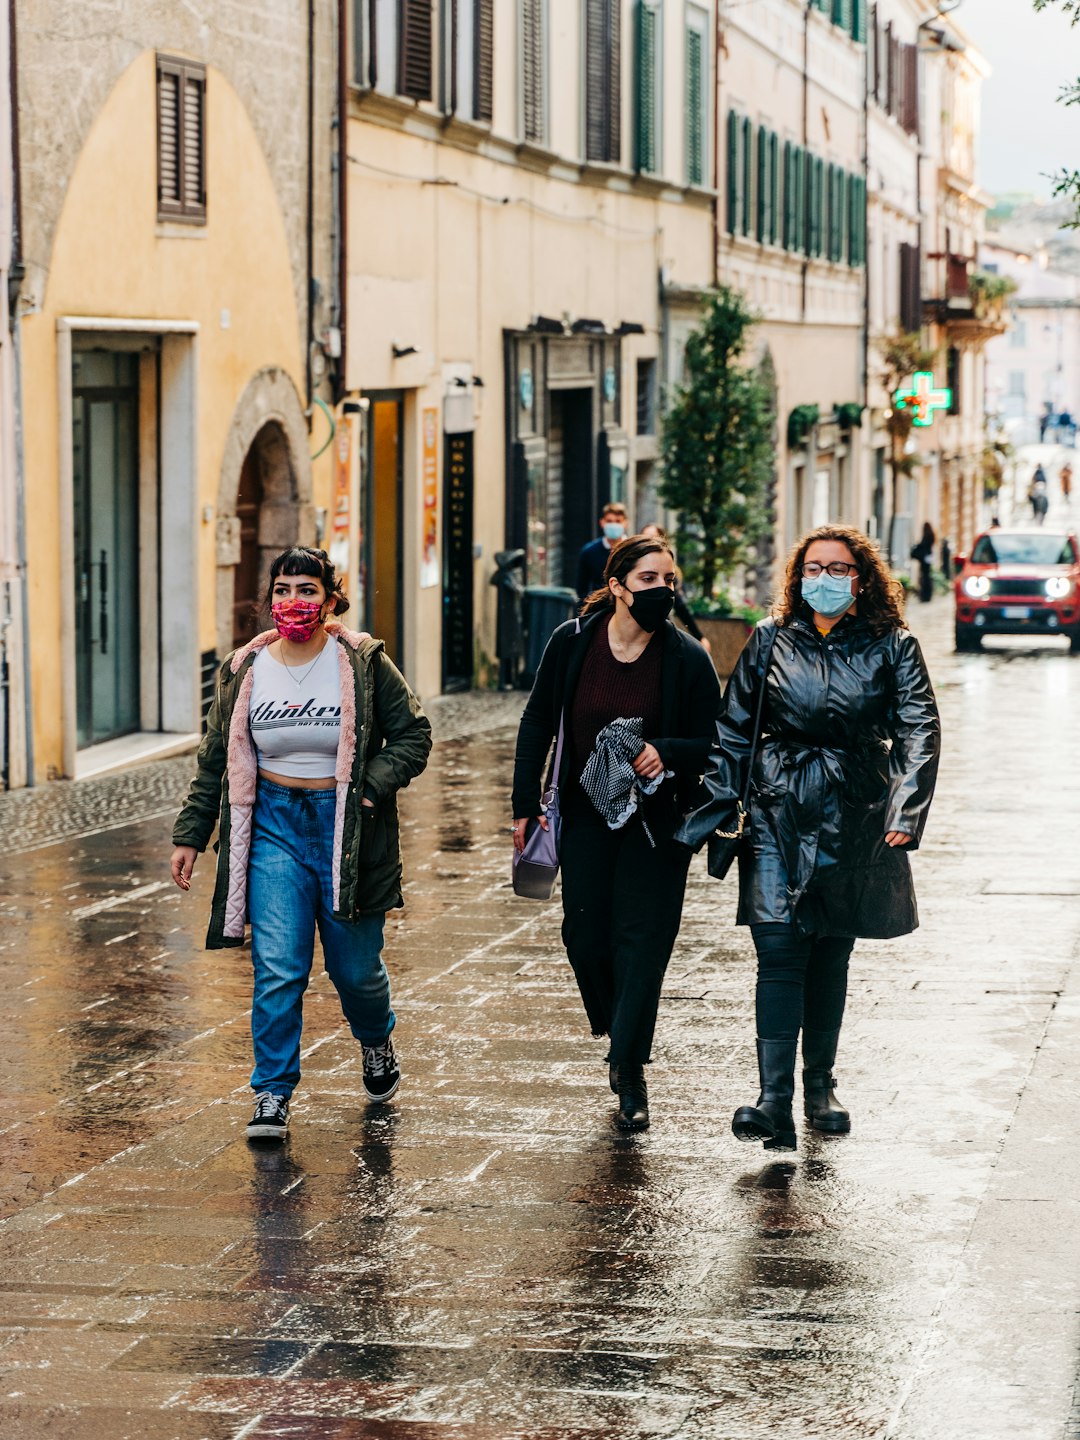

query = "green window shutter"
[
  {"left": 852, "top": 0, "right": 866, "bottom": 43},
  {"left": 782, "top": 141, "right": 793, "bottom": 249},
  {"left": 832, "top": 0, "right": 851, "bottom": 29},
  {"left": 634, "top": 1, "right": 658, "bottom": 174},
  {"left": 756, "top": 124, "right": 768, "bottom": 242},
  {"left": 726, "top": 109, "right": 739, "bottom": 234},
  {"left": 741, "top": 116, "right": 753, "bottom": 236},
  {"left": 686, "top": 24, "right": 704, "bottom": 187},
  {"left": 812, "top": 156, "right": 824, "bottom": 257},
  {"left": 794, "top": 145, "right": 806, "bottom": 253},
  {"left": 769, "top": 131, "right": 780, "bottom": 245}
]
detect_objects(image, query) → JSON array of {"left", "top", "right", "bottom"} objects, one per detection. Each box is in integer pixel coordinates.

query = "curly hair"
[
  {"left": 580, "top": 535, "right": 676, "bottom": 616},
  {"left": 775, "top": 525, "right": 905, "bottom": 635}
]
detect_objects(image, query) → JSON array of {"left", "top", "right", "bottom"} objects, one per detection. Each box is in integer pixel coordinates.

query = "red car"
[{"left": 954, "top": 529, "right": 1080, "bottom": 652}]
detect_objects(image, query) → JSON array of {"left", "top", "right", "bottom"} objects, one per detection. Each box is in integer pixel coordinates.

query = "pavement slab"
[{"left": 1, "top": 603, "right": 1080, "bottom": 1438}]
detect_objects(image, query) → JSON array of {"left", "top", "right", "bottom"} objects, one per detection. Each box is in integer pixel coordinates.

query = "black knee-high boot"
[
  {"left": 801, "top": 1028, "right": 850, "bottom": 1133},
  {"left": 732, "top": 1039, "right": 798, "bottom": 1151}
]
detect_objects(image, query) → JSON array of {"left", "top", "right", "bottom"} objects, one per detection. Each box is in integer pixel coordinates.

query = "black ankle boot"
[
  {"left": 732, "top": 1039, "right": 797, "bottom": 1150},
  {"left": 802, "top": 1028, "right": 850, "bottom": 1133},
  {"left": 614, "top": 1063, "right": 649, "bottom": 1130}
]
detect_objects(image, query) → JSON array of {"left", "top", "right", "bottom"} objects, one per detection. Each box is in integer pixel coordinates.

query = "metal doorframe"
[{"left": 57, "top": 317, "right": 199, "bottom": 777}]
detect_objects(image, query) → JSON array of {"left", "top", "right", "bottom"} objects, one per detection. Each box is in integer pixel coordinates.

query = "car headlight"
[
  {"left": 963, "top": 575, "right": 990, "bottom": 598},
  {"left": 1046, "top": 577, "right": 1072, "bottom": 599}
]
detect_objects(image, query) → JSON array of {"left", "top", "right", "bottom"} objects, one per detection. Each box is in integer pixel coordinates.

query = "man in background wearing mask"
[{"left": 576, "top": 503, "right": 629, "bottom": 601}]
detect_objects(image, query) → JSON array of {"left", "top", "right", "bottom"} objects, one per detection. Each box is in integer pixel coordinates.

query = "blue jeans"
[{"left": 247, "top": 779, "right": 394, "bottom": 1098}]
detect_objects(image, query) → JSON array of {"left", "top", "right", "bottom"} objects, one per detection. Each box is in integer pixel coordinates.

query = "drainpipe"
[
  {"left": 8, "top": 0, "right": 32, "bottom": 785},
  {"left": 305, "top": 0, "right": 316, "bottom": 418},
  {"left": 712, "top": 0, "right": 722, "bottom": 288},
  {"left": 335, "top": 0, "right": 348, "bottom": 402},
  {"left": 800, "top": 2, "right": 810, "bottom": 320}
]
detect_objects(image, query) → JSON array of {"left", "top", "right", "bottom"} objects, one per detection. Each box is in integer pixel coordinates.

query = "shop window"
[{"left": 636, "top": 359, "right": 657, "bottom": 435}]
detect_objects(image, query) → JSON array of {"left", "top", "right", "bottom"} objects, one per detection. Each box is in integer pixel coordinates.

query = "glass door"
[{"left": 72, "top": 352, "right": 141, "bottom": 748}]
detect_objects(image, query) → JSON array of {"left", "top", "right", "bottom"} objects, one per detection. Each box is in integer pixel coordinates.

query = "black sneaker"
[
  {"left": 362, "top": 1036, "right": 401, "bottom": 1102},
  {"left": 246, "top": 1092, "right": 289, "bottom": 1141}
]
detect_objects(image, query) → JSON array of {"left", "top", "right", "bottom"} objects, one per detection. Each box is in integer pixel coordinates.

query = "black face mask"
[{"left": 625, "top": 584, "right": 675, "bottom": 633}]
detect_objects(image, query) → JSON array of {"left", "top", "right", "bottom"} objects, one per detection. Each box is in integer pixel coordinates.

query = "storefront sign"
[
  {"left": 420, "top": 407, "right": 439, "bottom": 589},
  {"left": 895, "top": 371, "right": 951, "bottom": 428},
  {"left": 443, "top": 432, "right": 474, "bottom": 688}
]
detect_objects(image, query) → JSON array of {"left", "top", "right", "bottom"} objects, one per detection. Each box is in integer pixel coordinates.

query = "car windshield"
[{"left": 970, "top": 534, "right": 1077, "bottom": 566}]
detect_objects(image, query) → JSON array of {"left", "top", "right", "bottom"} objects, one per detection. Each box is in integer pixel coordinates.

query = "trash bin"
[
  {"left": 490, "top": 549, "right": 526, "bottom": 689},
  {"left": 522, "top": 585, "right": 579, "bottom": 682}
]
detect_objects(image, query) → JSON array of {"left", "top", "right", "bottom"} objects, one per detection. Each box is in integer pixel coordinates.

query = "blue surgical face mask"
[
  {"left": 801, "top": 571, "right": 857, "bottom": 618},
  {"left": 603, "top": 522, "right": 626, "bottom": 542}
]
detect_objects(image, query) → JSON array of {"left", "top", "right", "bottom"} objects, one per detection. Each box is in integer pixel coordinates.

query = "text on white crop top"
[{"left": 250, "top": 641, "right": 342, "bottom": 779}]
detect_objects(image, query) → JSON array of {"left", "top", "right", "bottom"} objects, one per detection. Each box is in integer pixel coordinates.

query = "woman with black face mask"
[{"left": 512, "top": 536, "right": 721, "bottom": 1131}]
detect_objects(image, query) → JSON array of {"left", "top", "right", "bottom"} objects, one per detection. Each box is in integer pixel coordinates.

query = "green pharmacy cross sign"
[{"left": 895, "top": 371, "right": 952, "bottom": 428}]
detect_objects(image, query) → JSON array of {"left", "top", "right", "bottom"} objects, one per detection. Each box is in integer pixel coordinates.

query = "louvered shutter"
[
  {"left": 522, "top": 0, "right": 545, "bottom": 142},
  {"left": 741, "top": 117, "right": 752, "bottom": 236},
  {"left": 726, "top": 109, "right": 739, "bottom": 234},
  {"left": 685, "top": 23, "right": 704, "bottom": 186},
  {"left": 586, "top": 0, "right": 607, "bottom": 160},
  {"left": 399, "top": 0, "right": 432, "bottom": 101},
  {"left": 756, "top": 124, "right": 767, "bottom": 242},
  {"left": 903, "top": 42, "right": 919, "bottom": 136},
  {"left": 607, "top": 0, "right": 622, "bottom": 164},
  {"left": 769, "top": 131, "right": 779, "bottom": 245},
  {"left": 474, "top": 0, "right": 493, "bottom": 122},
  {"left": 183, "top": 72, "right": 205, "bottom": 213},
  {"left": 852, "top": 0, "right": 866, "bottom": 43},
  {"left": 782, "top": 141, "right": 793, "bottom": 249},
  {"left": 634, "top": 1, "right": 657, "bottom": 173},
  {"left": 158, "top": 66, "right": 181, "bottom": 213}
]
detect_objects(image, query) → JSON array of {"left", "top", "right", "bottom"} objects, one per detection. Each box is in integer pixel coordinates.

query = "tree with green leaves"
[
  {"left": 1035, "top": 0, "right": 1080, "bottom": 219},
  {"left": 659, "top": 287, "right": 772, "bottom": 607}
]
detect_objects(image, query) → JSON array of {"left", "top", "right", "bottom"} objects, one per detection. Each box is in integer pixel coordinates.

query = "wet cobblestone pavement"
[{"left": 1, "top": 608, "right": 1079, "bottom": 1439}]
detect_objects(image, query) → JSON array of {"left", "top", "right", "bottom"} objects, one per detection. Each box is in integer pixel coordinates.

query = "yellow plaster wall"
[{"left": 21, "top": 51, "right": 306, "bottom": 778}]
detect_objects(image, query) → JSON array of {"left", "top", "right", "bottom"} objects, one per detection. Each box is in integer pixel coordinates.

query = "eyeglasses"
[{"left": 801, "top": 562, "right": 859, "bottom": 579}]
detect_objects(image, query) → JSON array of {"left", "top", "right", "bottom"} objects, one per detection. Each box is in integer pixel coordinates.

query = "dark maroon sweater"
[{"left": 566, "top": 617, "right": 663, "bottom": 813}]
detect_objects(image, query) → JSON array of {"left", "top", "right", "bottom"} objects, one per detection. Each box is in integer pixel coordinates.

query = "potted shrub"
[{"left": 660, "top": 286, "right": 773, "bottom": 674}]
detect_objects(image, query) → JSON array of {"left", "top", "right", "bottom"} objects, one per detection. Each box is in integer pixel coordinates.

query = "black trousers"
[
  {"left": 750, "top": 922, "right": 854, "bottom": 1043},
  {"left": 560, "top": 813, "right": 691, "bottom": 1065}
]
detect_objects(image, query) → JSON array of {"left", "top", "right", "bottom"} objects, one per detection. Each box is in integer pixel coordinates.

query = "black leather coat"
[{"left": 686, "top": 610, "right": 940, "bottom": 939}]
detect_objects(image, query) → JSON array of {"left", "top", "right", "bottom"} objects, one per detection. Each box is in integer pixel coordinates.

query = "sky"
[{"left": 972, "top": 0, "right": 1080, "bottom": 200}]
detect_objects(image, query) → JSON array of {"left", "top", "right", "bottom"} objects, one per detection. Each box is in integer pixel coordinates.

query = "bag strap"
[
  {"left": 738, "top": 624, "right": 780, "bottom": 810},
  {"left": 544, "top": 614, "right": 582, "bottom": 799}
]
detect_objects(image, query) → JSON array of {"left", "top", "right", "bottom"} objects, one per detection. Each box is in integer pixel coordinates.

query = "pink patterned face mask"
[{"left": 272, "top": 598, "right": 324, "bottom": 643}]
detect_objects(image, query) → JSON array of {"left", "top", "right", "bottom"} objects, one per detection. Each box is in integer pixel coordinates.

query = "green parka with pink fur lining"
[{"left": 172, "top": 623, "right": 432, "bottom": 949}]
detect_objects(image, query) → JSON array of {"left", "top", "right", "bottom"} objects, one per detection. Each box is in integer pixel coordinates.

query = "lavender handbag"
[{"left": 512, "top": 712, "right": 565, "bottom": 900}]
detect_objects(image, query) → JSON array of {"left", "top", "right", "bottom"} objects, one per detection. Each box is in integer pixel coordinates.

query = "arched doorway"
[
  {"left": 217, "top": 369, "right": 313, "bottom": 660},
  {"left": 230, "top": 421, "right": 299, "bottom": 647}
]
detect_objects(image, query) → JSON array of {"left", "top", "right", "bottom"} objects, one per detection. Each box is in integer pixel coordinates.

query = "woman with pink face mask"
[{"left": 170, "top": 547, "right": 431, "bottom": 1142}]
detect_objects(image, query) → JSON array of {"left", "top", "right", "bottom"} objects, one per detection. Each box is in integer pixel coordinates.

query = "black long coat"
[{"left": 694, "top": 611, "right": 940, "bottom": 939}]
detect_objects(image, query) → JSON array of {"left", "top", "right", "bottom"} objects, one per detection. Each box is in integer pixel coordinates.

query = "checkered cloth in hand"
[{"left": 579, "top": 717, "right": 673, "bottom": 845}]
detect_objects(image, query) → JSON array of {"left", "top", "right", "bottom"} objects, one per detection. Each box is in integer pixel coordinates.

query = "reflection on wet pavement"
[{"left": 1, "top": 608, "right": 1079, "bottom": 1437}]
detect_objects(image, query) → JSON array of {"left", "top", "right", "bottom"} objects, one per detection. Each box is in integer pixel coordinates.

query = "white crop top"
[{"left": 250, "top": 642, "right": 342, "bottom": 779}]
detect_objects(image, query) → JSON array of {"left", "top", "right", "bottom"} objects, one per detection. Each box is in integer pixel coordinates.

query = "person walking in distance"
[
  {"left": 910, "top": 522, "right": 936, "bottom": 604},
  {"left": 170, "top": 547, "right": 431, "bottom": 1141},
  {"left": 576, "top": 503, "right": 629, "bottom": 601},
  {"left": 1061, "top": 461, "right": 1073, "bottom": 505},
  {"left": 681, "top": 526, "right": 940, "bottom": 1150},
  {"left": 513, "top": 535, "right": 721, "bottom": 1130}
]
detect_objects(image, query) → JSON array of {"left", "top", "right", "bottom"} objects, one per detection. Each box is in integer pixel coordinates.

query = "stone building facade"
[{"left": 11, "top": 1, "right": 339, "bottom": 782}]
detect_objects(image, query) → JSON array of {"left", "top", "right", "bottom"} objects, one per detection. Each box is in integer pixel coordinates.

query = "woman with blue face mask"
[{"left": 680, "top": 525, "right": 940, "bottom": 1151}]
